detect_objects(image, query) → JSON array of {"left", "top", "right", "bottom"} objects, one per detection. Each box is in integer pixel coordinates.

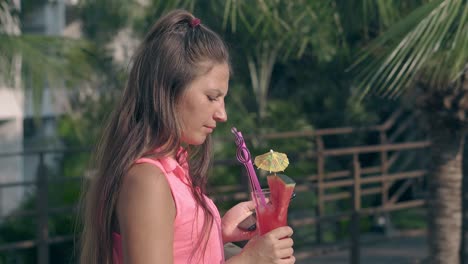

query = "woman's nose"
[{"left": 214, "top": 104, "right": 227, "bottom": 122}]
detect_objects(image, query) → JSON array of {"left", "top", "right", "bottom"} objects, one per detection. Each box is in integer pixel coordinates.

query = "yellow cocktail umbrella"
[{"left": 254, "top": 149, "right": 289, "bottom": 173}]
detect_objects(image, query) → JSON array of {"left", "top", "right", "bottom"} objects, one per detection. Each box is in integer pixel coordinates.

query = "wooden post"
[
  {"left": 316, "top": 136, "right": 325, "bottom": 243},
  {"left": 379, "top": 130, "right": 391, "bottom": 235},
  {"left": 350, "top": 154, "right": 361, "bottom": 264},
  {"left": 36, "top": 152, "right": 49, "bottom": 264},
  {"left": 380, "top": 131, "right": 389, "bottom": 204}
]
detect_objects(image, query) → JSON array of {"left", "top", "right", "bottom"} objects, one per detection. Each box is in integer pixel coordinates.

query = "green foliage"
[
  {"left": 0, "top": 34, "right": 96, "bottom": 104},
  {"left": 391, "top": 208, "right": 427, "bottom": 229},
  {"left": 220, "top": 0, "right": 345, "bottom": 118},
  {"left": 78, "top": 0, "right": 135, "bottom": 44},
  {"left": 223, "top": 0, "right": 341, "bottom": 62},
  {"left": 348, "top": 0, "right": 467, "bottom": 99},
  {"left": 337, "top": 0, "right": 427, "bottom": 44},
  {"left": 19, "top": 0, "right": 47, "bottom": 19},
  {"left": 0, "top": 0, "right": 100, "bottom": 117}
]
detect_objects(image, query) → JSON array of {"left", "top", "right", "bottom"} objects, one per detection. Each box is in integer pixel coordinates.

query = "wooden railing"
[
  {"left": 0, "top": 110, "right": 430, "bottom": 263},
  {"left": 0, "top": 148, "right": 88, "bottom": 263}
]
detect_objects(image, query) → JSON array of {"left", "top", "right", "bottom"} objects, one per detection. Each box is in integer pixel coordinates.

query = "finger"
[
  {"left": 279, "top": 255, "right": 296, "bottom": 264},
  {"left": 239, "top": 210, "right": 255, "bottom": 221},
  {"left": 276, "top": 237, "right": 294, "bottom": 249},
  {"left": 277, "top": 247, "right": 294, "bottom": 259},
  {"left": 269, "top": 226, "right": 293, "bottom": 239},
  {"left": 240, "top": 200, "right": 256, "bottom": 211}
]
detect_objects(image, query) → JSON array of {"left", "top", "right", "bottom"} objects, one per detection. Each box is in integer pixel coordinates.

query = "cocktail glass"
[{"left": 252, "top": 188, "right": 291, "bottom": 235}]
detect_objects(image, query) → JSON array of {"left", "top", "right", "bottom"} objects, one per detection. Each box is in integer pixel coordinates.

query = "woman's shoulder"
[
  {"left": 118, "top": 162, "right": 172, "bottom": 207},
  {"left": 118, "top": 162, "right": 175, "bottom": 218},
  {"left": 124, "top": 162, "right": 167, "bottom": 189}
]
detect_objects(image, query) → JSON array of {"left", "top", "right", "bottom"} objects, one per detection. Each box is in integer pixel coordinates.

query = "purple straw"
[{"left": 231, "top": 127, "right": 267, "bottom": 207}]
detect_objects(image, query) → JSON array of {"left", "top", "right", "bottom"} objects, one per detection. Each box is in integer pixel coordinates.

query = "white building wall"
[{"left": 44, "top": 0, "right": 65, "bottom": 36}]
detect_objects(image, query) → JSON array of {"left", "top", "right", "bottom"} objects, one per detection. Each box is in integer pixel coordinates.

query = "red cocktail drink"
[
  {"left": 255, "top": 202, "right": 289, "bottom": 235},
  {"left": 253, "top": 174, "right": 295, "bottom": 235}
]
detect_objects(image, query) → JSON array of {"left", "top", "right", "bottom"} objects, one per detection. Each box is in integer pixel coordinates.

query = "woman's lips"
[{"left": 204, "top": 126, "right": 215, "bottom": 133}]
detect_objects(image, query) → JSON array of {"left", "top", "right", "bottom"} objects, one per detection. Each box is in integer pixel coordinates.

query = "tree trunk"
[
  {"left": 459, "top": 68, "right": 468, "bottom": 264},
  {"left": 427, "top": 121, "right": 464, "bottom": 264},
  {"left": 461, "top": 134, "right": 468, "bottom": 264},
  {"left": 247, "top": 43, "right": 278, "bottom": 121}
]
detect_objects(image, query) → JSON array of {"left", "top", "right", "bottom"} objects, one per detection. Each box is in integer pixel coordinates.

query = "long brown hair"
[{"left": 79, "top": 9, "right": 230, "bottom": 264}]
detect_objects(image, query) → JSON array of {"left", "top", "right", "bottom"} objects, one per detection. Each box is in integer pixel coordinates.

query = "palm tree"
[{"left": 347, "top": 0, "right": 467, "bottom": 263}]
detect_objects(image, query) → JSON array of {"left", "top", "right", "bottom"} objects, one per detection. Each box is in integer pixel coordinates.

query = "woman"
[{"left": 80, "top": 9, "right": 295, "bottom": 264}]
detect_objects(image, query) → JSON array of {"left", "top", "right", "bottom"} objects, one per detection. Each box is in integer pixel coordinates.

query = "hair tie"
[{"left": 190, "top": 18, "right": 201, "bottom": 28}]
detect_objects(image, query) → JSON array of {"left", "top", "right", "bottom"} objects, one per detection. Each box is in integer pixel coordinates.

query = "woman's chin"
[{"left": 182, "top": 136, "right": 207, "bottom": 146}]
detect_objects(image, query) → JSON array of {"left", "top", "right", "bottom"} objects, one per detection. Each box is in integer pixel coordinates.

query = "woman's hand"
[
  {"left": 222, "top": 201, "right": 257, "bottom": 243},
  {"left": 235, "top": 226, "right": 295, "bottom": 264}
]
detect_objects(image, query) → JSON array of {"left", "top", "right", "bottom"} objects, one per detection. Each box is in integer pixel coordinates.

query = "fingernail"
[{"left": 248, "top": 224, "right": 256, "bottom": 231}]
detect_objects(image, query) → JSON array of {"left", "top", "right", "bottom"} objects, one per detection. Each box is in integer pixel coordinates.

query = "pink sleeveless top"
[{"left": 112, "top": 149, "right": 224, "bottom": 263}]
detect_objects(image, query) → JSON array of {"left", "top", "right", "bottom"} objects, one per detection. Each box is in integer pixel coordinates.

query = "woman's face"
[{"left": 177, "top": 63, "right": 229, "bottom": 145}]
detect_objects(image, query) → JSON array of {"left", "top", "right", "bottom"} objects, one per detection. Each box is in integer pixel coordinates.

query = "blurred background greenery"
[{"left": 0, "top": 0, "right": 466, "bottom": 263}]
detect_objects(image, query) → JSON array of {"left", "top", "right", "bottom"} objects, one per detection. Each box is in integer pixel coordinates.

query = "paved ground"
[{"left": 296, "top": 233, "right": 427, "bottom": 264}]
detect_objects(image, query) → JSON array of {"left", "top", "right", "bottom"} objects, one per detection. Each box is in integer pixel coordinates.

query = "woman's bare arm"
[{"left": 117, "top": 163, "right": 176, "bottom": 263}]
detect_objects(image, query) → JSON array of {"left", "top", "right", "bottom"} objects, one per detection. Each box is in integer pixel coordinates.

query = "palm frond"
[
  {"left": 0, "top": 34, "right": 97, "bottom": 114},
  {"left": 222, "top": 0, "right": 339, "bottom": 61},
  {"left": 349, "top": 0, "right": 467, "bottom": 99}
]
